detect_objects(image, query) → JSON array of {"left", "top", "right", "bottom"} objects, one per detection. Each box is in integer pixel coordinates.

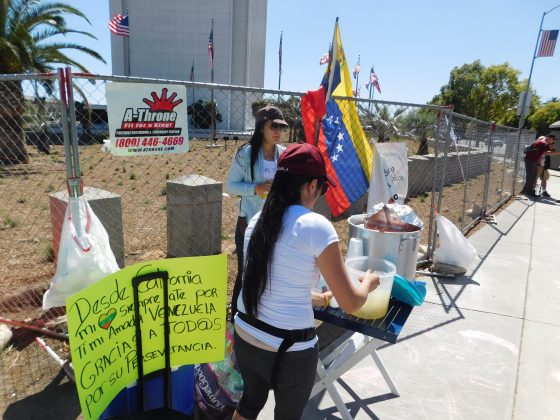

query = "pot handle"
[{"left": 399, "top": 236, "right": 419, "bottom": 251}]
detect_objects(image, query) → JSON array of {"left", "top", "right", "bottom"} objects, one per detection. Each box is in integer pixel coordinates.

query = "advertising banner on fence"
[
  {"left": 67, "top": 255, "right": 227, "bottom": 420},
  {"left": 107, "top": 82, "right": 189, "bottom": 156}
]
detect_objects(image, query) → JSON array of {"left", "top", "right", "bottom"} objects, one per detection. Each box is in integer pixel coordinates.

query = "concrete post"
[
  {"left": 167, "top": 175, "right": 222, "bottom": 257},
  {"left": 49, "top": 187, "right": 125, "bottom": 268}
]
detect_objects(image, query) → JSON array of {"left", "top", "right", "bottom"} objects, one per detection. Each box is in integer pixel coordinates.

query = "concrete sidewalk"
[{"left": 259, "top": 172, "right": 560, "bottom": 419}]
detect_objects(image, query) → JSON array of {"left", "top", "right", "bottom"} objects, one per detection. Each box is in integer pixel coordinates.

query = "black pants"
[
  {"left": 231, "top": 216, "right": 247, "bottom": 321},
  {"left": 234, "top": 331, "right": 318, "bottom": 420},
  {"left": 523, "top": 159, "right": 538, "bottom": 194}
]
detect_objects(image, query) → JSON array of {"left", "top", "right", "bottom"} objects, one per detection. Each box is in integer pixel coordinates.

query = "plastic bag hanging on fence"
[
  {"left": 433, "top": 214, "right": 478, "bottom": 270},
  {"left": 43, "top": 196, "right": 119, "bottom": 309}
]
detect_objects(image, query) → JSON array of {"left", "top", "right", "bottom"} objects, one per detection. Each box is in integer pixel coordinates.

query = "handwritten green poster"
[{"left": 67, "top": 255, "right": 227, "bottom": 420}]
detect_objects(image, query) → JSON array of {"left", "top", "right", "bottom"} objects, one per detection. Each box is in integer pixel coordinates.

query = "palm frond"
[{"left": 33, "top": 28, "right": 96, "bottom": 43}]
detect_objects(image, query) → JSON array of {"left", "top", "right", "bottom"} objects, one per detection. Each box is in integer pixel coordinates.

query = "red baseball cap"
[{"left": 277, "top": 143, "right": 336, "bottom": 187}]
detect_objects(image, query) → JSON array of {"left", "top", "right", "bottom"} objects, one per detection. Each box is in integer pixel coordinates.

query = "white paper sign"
[
  {"left": 367, "top": 142, "right": 408, "bottom": 210},
  {"left": 106, "top": 82, "right": 189, "bottom": 156}
]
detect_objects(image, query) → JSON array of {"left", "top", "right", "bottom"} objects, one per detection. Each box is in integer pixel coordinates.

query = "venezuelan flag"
[{"left": 301, "top": 19, "right": 373, "bottom": 217}]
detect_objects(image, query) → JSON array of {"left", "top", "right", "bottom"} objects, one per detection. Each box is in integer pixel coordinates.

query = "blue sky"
[{"left": 65, "top": 0, "right": 560, "bottom": 105}]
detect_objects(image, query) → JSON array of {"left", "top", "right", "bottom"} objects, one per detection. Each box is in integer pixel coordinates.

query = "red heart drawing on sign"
[{"left": 98, "top": 308, "right": 117, "bottom": 330}]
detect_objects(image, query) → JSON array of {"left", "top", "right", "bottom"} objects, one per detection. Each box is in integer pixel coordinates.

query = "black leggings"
[
  {"left": 231, "top": 217, "right": 247, "bottom": 321},
  {"left": 234, "top": 331, "right": 318, "bottom": 420}
]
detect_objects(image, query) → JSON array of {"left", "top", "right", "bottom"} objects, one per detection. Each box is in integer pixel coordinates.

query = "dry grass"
[{"left": 0, "top": 138, "right": 518, "bottom": 316}]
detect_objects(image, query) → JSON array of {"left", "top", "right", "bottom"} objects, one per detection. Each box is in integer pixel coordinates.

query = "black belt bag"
[{"left": 237, "top": 312, "right": 316, "bottom": 388}]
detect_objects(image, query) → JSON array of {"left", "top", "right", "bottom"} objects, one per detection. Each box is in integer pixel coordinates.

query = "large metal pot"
[{"left": 348, "top": 214, "right": 422, "bottom": 281}]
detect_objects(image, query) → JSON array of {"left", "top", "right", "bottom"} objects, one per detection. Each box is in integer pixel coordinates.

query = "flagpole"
[
  {"left": 325, "top": 17, "right": 339, "bottom": 102},
  {"left": 278, "top": 31, "right": 282, "bottom": 90},
  {"left": 354, "top": 55, "right": 360, "bottom": 97},
  {"left": 124, "top": 7, "right": 130, "bottom": 76},
  {"left": 210, "top": 17, "right": 216, "bottom": 146},
  {"left": 368, "top": 66, "right": 374, "bottom": 112},
  {"left": 190, "top": 58, "right": 195, "bottom": 107},
  {"left": 518, "top": 3, "right": 560, "bottom": 130},
  {"left": 512, "top": 3, "right": 560, "bottom": 196}
]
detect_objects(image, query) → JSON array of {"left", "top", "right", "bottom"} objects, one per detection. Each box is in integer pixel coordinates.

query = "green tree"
[
  {"left": 431, "top": 60, "right": 531, "bottom": 125},
  {"left": 527, "top": 102, "right": 560, "bottom": 134},
  {"left": 401, "top": 109, "right": 436, "bottom": 155},
  {"left": 187, "top": 100, "right": 223, "bottom": 129},
  {"left": 251, "top": 99, "right": 268, "bottom": 117},
  {"left": 0, "top": 0, "right": 104, "bottom": 163},
  {"left": 276, "top": 96, "right": 303, "bottom": 142},
  {"left": 359, "top": 103, "right": 406, "bottom": 143}
]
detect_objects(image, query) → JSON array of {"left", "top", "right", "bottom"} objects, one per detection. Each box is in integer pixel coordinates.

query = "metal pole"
[
  {"left": 429, "top": 108, "right": 453, "bottom": 258},
  {"left": 325, "top": 18, "right": 339, "bottom": 101},
  {"left": 426, "top": 111, "right": 442, "bottom": 259},
  {"left": 354, "top": 55, "right": 360, "bottom": 97},
  {"left": 210, "top": 18, "right": 216, "bottom": 145},
  {"left": 481, "top": 122, "right": 495, "bottom": 215},
  {"left": 368, "top": 66, "right": 374, "bottom": 112},
  {"left": 278, "top": 31, "right": 282, "bottom": 91},
  {"left": 58, "top": 69, "right": 74, "bottom": 187},
  {"left": 460, "top": 121, "right": 472, "bottom": 231},
  {"left": 514, "top": 3, "right": 560, "bottom": 194},
  {"left": 435, "top": 109, "right": 453, "bottom": 224},
  {"left": 498, "top": 128, "right": 509, "bottom": 207},
  {"left": 124, "top": 7, "right": 130, "bottom": 76},
  {"left": 65, "top": 68, "right": 82, "bottom": 197}
]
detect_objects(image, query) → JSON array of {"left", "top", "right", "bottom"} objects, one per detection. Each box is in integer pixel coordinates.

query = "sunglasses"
[{"left": 270, "top": 122, "right": 288, "bottom": 131}]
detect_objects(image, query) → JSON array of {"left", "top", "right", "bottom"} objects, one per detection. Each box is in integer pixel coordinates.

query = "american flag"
[
  {"left": 353, "top": 64, "right": 360, "bottom": 79},
  {"left": 189, "top": 59, "right": 194, "bottom": 82},
  {"left": 320, "top": 52, "right": 330, "bottom": 65},
  {"left": 537, "top": 29, "right": 559, "bottom": 57},
  {"left": 208, "top": 26, "right": 214, "bottom": 68},
  {"left": 370, "top": 70, "right": 381, "bottom": 94},
  {"left": 108, "top": 14, "right": 129, "bottom": 37}
]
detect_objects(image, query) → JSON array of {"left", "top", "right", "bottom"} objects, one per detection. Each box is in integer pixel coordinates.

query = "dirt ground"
[{"left": 0, "top": 137, "right": 518, "bottom": 418}]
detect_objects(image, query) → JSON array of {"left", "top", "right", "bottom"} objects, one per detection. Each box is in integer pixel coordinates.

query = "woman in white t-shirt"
[{"left": 232, "top": 143, "right": 379, "bottom": 420}]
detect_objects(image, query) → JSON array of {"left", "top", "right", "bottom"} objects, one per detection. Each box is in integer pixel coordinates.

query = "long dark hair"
[
  {"left": 235, "top": 120, "right": 266, "bottom": 181},
  {"left": 242, "top": 171, "right": 326, "bottom": 318}
]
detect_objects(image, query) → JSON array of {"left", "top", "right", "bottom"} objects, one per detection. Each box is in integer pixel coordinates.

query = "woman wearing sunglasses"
[
  {"left": 226, "top": 105, "right": 289, "bottom": 321},
  {"left": 232, "top": 143, "right": 379, "bottom": 420}
]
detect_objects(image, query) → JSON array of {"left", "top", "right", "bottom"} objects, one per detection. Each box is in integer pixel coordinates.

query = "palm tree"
[
  {"left": 401, "top": 109, "right": 436, "bottom": 155},
  {"left": 276, "top": 96, "right": 303, "bottom": 142},
  {"left": 359, "top": 103, "right": 406, "bottom": 143},
  {"left": 0, "top": 0, "right": 105, "bottom": 164}
]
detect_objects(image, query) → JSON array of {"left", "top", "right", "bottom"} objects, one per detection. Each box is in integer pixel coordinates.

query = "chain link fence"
[{"left": 0, "top": 72, "right": 535, "bottom": 412}]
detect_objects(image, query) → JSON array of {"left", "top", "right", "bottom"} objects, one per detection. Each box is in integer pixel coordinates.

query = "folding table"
[{"left": 312, "top": 298, "right": 413, "bottom": 420}]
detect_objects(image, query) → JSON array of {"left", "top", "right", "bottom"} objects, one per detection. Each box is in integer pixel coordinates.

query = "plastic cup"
[
  {"left": 345, "top": 256, "right": 396, "bottom": 320},
  {"left": 346, "top": 238, "right": 364, "bottom": 260}
]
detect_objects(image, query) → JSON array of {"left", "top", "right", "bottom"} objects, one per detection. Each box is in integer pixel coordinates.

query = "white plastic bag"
[
  {"left": 43, "top": 196, "right": 119, "bottom": 309},
  {"left": 433, "top": 215, "right": 477, "bottom": 269}
]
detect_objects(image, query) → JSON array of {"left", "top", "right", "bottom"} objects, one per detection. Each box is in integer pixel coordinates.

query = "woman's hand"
[
  {"left": 311, "top": 290, "right": 333, "bottom": 308},
  {"left": 255, "top": 180, "right": 273, "bottom": 198},
  {"left": 358, "top": 269, "right": 380, "bottom": 293}
]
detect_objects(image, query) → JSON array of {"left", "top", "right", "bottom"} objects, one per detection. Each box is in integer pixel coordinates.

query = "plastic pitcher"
[{"left": 345, "top": 257, "right": 396, "bottom": 319}]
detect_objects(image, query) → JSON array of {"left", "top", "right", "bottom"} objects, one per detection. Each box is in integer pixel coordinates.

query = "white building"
[{"left": 109, "top": 0, "right": 268, "bottom": 131}]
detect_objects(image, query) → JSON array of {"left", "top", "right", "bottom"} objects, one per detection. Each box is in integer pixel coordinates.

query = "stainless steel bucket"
[{"left": 347, "top": 214, "right": 422, "bottom": 281}]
